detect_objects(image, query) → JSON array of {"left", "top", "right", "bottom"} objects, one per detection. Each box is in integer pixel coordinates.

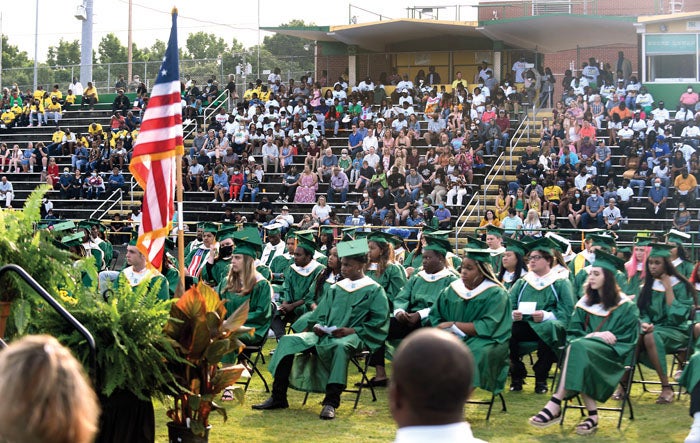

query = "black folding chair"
[
  {"left": 236, "top": 302, "right": 276, "bottom": 392},
  {"left": 301, "top": 349, "right": 376, "bottom": 409},
  {"left": 467, "top": 392, "right": 507, "bottom": 421}
]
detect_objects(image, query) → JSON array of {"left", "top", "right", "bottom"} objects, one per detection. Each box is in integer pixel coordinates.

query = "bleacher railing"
[
  {"left": 89, "top": 189, "right": 124, "bottom": 221},
  {"left": 455, "top": 114, "right": 531, "bottom": 249}
]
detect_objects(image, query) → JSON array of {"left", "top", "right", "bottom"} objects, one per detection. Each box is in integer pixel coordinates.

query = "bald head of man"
[{"left": 389, "top": 328, "right": 474, "bottom": 428}]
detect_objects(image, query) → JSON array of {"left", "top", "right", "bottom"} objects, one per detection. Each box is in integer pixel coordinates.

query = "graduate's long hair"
[
  {"left": 497, "top": 250, "right": 527, "bottom": 285},
  {"left": 637, "top": 256, "right": 696, "bottom": 312},
  {"left": 223, "top": 254, "right": 257, "bottom": 295},
  {"left": 314, "top": 247, "right": 340, "bottom": 301},
  {"left": 625, "top": 245, "right": 650, "bottom": 280},
  {"left": 585, "top": 268, "right": 621, "bottom": 310},
  {"left": 369, "top": 240, "right": 394, "bottom": 278},
  {"left": 462, "top": 258, "right": 505, "bottom": 290}
]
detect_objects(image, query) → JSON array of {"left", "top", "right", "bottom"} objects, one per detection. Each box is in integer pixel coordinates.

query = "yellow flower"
[{"left": 58, "top": 291, "right": 78, "bottom": 306}]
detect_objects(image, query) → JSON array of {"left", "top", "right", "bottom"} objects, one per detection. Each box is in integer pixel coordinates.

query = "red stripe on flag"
[{"left": 147, "top": 91, "right": 182, "bottom": 108}]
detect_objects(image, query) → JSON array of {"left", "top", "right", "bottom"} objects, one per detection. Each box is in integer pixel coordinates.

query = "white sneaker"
[
  {"left": 211, "top": 198, "right": 217, "bottom": 203},
  {"left": 685, "top": 425, "right": 700, "bottom": 443}
]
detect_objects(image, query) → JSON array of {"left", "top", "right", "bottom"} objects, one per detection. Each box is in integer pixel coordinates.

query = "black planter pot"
[
  {"left": 167, "top": 422, "right": 210, "bottom": 443},
  {"left": 96, "top": 389, "right": 155, "bottom": 443}
]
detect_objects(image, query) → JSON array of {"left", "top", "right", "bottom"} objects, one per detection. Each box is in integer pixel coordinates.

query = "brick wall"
[{"left": 543, "top": 45, "right": 639, "bottom": 83}]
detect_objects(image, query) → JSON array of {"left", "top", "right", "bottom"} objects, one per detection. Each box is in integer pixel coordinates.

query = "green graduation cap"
[
  {"left": 504, "top": 237, "right": 527, "bottom": 257},
  {"left": 51, "top": 220, "right": 76, "bottom": 234},
  {"left": 423, "top": 236, "right": 453, "bottom": 255},
  {"left": 200, "top": 222, "right": 219, "bottom": 234},
  {"left": 634, "top": 236, "right": 655, "bottom": 247},
  {"left": 666, "top": 229, "right": 691, "bottom": 246},
  {"left": 61, "top": 232, "right": 85, "bottom": 248},
  {"left": 464, "top": 235, "right": 488, "bottom": 249},
  {"left": 164, "top": 237, "right": 176, "bottom": 251},
  {"left": 128, "top": 230, "right": 140, "bottom": 246},
  {"left": 320, "top": 226, "right": 335, "bottom": 236},
  {"left": 648, "top": 242, "right": 674, "bottom": 258},
  {"left": 588, "top": 234, "right": 616, "bottom": 251},
  {"left": 590, "top": 249, "right": 625, "bottom": 273},
  {"left": 295, "top": 234, "right": 318, "bottom": 255},
  {"left": 617, "top": 246, "right": 632, "bottom": 255},
  {"left": 484, "top": 225, "right": 505, "bottom": 238},
  {"left": 87, "top": 218, "right": 106, "bottom": 232},
  {"left": 545, "top": 232, "right": 570, "bottom": 254},
  {"left": 77, "top": 220, "right": 93, "bottom": 231},
  {"left": 421, "top": 226, "right": 438, "bottom": 234},
  {"left": 355, "top": 230, "right": 371, "bottom": 239},
  {"left": 526, "top": 237, "right": 558, "bottom": 255},
  {"left": 336, "top": 238, "right": 369, "bottom": 259},
  {"left": 291, "top": 229, "right": 316, "bottom": 238},
  {"left": 263, "top": 223, "right": 283, "bottom": 236},
  {"left": 232, "top": 228, "right": 264, "bottom": 259},
  {"left": 367, "top": 231, "right": 396, "bottom": 245},
  {"left": 463, "top": 248, "right": 492, "bottom": 263},
  {"left": 341, "top": 227, "right": 358, "bottom": 241},
  {"left": 216, "top": 226, "right": 238, "bottom": 242}
]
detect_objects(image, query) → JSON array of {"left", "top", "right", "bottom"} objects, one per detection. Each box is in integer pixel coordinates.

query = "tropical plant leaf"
[
  {"left": 222, "top": 300, "right": 250, "bottom": 333},
  {"left": 188, "top": 319, "right": 212, "bottom": 360},
  {"left": 188, "top": 394, "right": 201, "bottom": 412},
  {"left": 174, "top": 286, "right": 207, "bottom": 321},
  {"left": 198, "top": 280, "right": 221, "bottom": 313},
  {"left": 203, "top": 338, "right": 230, "bottom": 364},
  {"left": 211, "top": 365, "right": 245, "bottom": 393},
  {"left": 211, "top": 401, "right": 229, "bottom": 422},
  {"left": 12, "top": 297, "right": 30, "bottom": 334},
  {"left": 205, "top": 311, "right": 221, "bottom": 337},
  {"left": 190, "top": 419, "right": 206, "bottom": 437}
]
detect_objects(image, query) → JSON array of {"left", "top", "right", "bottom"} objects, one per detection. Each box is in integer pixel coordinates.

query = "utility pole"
[
  {"left": 127, "top": 0, "right": 133, "bottom": 85},
  {"left": 80, "top": 0, "right": 94, "bottom": 85},
  {"left": 33, "top": 0, "right": 39, "bottom": 90}
]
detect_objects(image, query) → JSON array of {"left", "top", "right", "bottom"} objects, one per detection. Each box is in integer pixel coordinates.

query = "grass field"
[{"left": 153, "top": 341, "right": 692, "bottom": 442}]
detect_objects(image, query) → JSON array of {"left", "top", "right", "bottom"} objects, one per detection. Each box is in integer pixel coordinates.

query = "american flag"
[{"left": 129, "top": 10, "right": 183, "bottom": 269}]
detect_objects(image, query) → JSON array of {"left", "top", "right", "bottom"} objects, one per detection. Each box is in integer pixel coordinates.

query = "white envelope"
[{"left": 518, "top": 302, "right": 537, "bottom": 315}]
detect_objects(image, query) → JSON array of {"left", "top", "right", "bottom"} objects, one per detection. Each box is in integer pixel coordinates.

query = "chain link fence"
[{"left": 1, "top": 53, "right": 316, "bottom": 96}]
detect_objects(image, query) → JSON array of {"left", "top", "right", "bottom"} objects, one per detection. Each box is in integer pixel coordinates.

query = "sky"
[{"left": 1, "top": 0, "right": 478, "bottom": 63}]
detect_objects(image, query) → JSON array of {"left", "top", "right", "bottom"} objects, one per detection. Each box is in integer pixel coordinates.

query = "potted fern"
[{"left": 163, "top": 281, "right": 251, "bottom": 442}]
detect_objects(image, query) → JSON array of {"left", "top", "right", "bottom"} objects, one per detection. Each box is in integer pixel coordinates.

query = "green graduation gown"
[
  {"left": 624, "top": 264, "right": 645, "bottom": 298},
  {"left": 509, "top": 270, "right": 575, "bottom": 349},
  {"left": 184, "top": 244, "right": 212, "bottom": 278},
  {"left": 281, "top": 260, "right": 326, "bottom": 319},
  {"left": 501, "top": 269, "right": 527, "bottom": 291},
  {"left": 217, "top": 271, "right": 273, "bottom": 349},
  {"left": 639, "top": 276, "right": 694, "bottom": 374},
  {"left": 163, "top": 266, "right": 180, "bottom": 298},
  {"left": 561, "top": 295, "right": 640, "bottom": 402},
  {"left": 487, "top": 246, "right": 505, "bottom": 275},
  {"left": 429, "top": 279, "right": 512, "bottom": 394},
  {"left": 366, "top": 262, "right": 407, "bottom": 308},
  {"left": 403, "top": 250, "right": 423, "bottom": 270},
  {"left": 269, "top": 252, "right": 293, "bottom": 284},
  {"left": 268, "top": 276, "right": 389, "bottom": 392},
  {"left": 200, "top": 258, "right": 231, "bottom": 288},
  {"left": 291, "top": 272, "right": 340, "bottom": 333},
  {"left": 673, "top": 257, "right": 694, "bottom": 280},
  {"left": 184, "top": 238, "right": 203, "bottom": 258},
  {"left": 260, "top": 241, "right": 286, "bottom": 267},
  {"left": 393, "top": 268, "right": 458, "bottom": 326},
  {"left": 114, "top": 266, "right": 169, "bottom": 301},
  {"left": 94, "top": 238, "right": 113, "bottom": 268}
]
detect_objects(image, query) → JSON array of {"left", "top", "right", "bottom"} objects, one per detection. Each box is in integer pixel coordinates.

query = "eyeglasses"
[{"left": 528, "top": 255, "right": 545, "bottom": 261}]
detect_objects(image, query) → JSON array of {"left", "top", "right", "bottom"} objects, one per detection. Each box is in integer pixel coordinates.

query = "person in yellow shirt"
[
  {"left": 109, "top": 129, "right": 130, "bottom": 148},
  {"left": 674, "top": 168, "right": 698, "bottom": 208},
  {"left": 49, "top": 84, "right": 63, "bottom": 103},
  {"left": 45, "top": 97, "right": 62, "bottom": 126},
  {"left": 65, "top": 90, "right": 76, "bottom": 107},
  {"left": 32, "top": 86, "right": 45, "bottom": 102},
  {"left": 28, "top": 98, "right": 45, "bottom": 127},
  {"left": 451, "top": 71, "right": 468, "bottom": 91},
  {"left": 47, "top": 127, "right": 66, "bottom": 156},
  {"left": 81, "top": 82, "right": 99, "bottom": 110},
  {"left": 1, "top": 108, "right": 15, "bottom": 128},
  {"left": 88, "top": 122, "right": 104, "bottom": 139}
]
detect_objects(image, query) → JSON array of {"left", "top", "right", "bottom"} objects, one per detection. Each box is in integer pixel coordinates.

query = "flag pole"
[
  {"left": 175, "top": 6, "right": 186, "bottom": 297},
  {"left": 176, "top": 155, "right": 185, "bottom": 296}
]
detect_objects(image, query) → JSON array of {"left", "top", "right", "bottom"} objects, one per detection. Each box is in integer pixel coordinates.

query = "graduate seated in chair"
[
  {"left": 509, "top": 237, "right": 575, "bottom": 394},
  {"left": 253, "top": 239, "right": 389, "bottom": 420},
  {"left": 529, "top": 251, "right": 639, "bottom": 435},
  {"left": 429, "top": 248, "right": 512, "bottom": 396}
]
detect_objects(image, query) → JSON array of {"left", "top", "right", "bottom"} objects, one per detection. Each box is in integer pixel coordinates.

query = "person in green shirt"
[
  {"left": 666, "top": 229, "right": 695, "bottom": 280},
  {"left": 253, "top": 238, "right": 389, "bottom": 420},
  {"left": 113, "top": 240, "right": 169, "bottom": 301},
  {"left": 270, "top": 232, "right": 325, "bottom": 339},
  {"left": 529, "top": 251, "right": 639, "bottom": 435},
  {"left": 430, "top": 248, "right": 512, "bottom": 396},
  {"left": 366, "top": 231, "right": 407, "bottom": 309},
  {"left": 509, "top": 237, "right": 575, "bottom": 394},
  {"left": 636, "top": 242, "right": 696, "bottom": 404},
  {"left": 366, "top": 232, "right": 458, "bottom": 387}
]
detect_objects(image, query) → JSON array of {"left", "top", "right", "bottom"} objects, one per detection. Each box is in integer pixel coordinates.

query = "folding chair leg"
[
  {"left": 303, "top": 392, "right": 309, "bottom": 406},
  {"left": 485, "top": 394, "right": 496, "bottom": 421}
]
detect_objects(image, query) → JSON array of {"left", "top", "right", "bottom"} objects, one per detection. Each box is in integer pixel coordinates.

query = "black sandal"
[
  {"left": 575, "top": 410, "right": 598, "bottom": 435},
  {"left": 529, "top": 396, "right": 562, "bottom": 428}
]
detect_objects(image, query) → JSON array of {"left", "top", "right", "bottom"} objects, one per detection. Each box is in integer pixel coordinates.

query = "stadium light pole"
[
  {"left": 33, "top": 0, "right": 39, "bottom": 90},
  {"left": 79, "top": 0, "right": 94, "bottom": 86}
]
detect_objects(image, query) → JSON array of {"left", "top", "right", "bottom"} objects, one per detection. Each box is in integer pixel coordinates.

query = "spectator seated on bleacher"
[
  {"left": 81, "top": 81, "right": 99, "bottom": 110},
  {"left": 112, "top": 90, "right": 130, "bottom": 115}
]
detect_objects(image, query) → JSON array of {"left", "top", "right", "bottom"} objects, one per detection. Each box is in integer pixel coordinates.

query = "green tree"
[
  {"left": 46, "top": 39, "right": 81, "bottom": 67},
  {"left": 262, "top": 20, "right": 315, "bottom": 73},
  {"left": 98, "top": 33, "right": 127, "bottom": 64},
  {"left": 185, "top": 32, "right": 228, "bottom": 60},
  {"left": 1, "top": 35, "right": 32, "bottom": 69}
]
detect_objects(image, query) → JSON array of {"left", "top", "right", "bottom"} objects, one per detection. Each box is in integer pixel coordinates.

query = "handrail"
[
  {"left": 200, "top": 89, "right": 231, "bottom": 133},
  {"left": 0, "top": 264, "right": 97, "bottom": 382},
  {"left": 454, "top": 114, "right": 531, "bottom": 250},
  {"left": 89, "top": 189, "right": 123, "bottom": 220}
]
